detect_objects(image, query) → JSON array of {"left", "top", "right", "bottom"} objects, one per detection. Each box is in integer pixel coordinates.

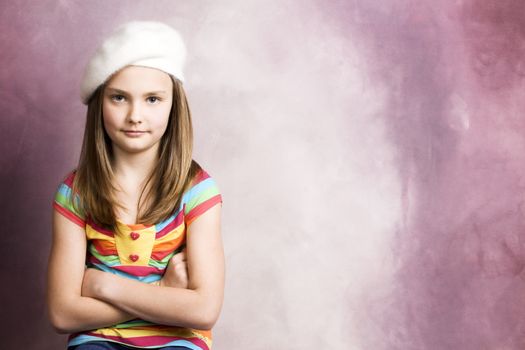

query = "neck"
[{"left": 112, "top": 146, "right": 159, "bottom": 187}]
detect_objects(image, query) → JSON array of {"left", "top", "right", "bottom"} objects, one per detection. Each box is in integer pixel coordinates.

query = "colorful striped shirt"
[{"left": 52, "top": 168, "right": 223, "bottom": 349}]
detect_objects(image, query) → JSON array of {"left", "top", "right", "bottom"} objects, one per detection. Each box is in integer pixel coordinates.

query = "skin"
[{"left": 47, "top": 66, "right": 225, "bottom": 333}]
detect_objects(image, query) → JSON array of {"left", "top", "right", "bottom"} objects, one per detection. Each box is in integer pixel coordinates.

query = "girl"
[{"left": 46, "top": 21, "right": 225, "bottom": 350}]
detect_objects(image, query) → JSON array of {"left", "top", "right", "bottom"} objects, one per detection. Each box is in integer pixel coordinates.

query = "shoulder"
[
  {"left": 183, "top": 166, "right": 223, "bottom": 225},
  {"left": 186, "top": 167, "right": 222, "bottom": 197},
  {"left": 53, "top": 169, "right": 86, "bottom": 226},
  {"left": 190, "top": 167, "right": 214, "bottom": 186},
  {"left": 61, "top": 169, "right": 77, "bottom": 186},
  {"left": 54, "top": 169, "right": 78, "bottom": 194},
  {"left": 54, "top": 169, "right": 80, "bottom": 199}
]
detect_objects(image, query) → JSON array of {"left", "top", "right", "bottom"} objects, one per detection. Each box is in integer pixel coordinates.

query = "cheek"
[
  {"left": 153, "top": 108, "right": 172, "bottom": 133},
  {"left": 102, "top": 106, "right": 120, "bottom": 132},
  {"left": 101, "top": 114, "right": 113, "bottom": 133}
]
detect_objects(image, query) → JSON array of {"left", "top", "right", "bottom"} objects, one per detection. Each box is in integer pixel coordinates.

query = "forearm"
[
  {"left": 96, "top": 274, "right": 218, "bottom": 330},
  {"left": 49, "top": 295, "right": 136, "bottom": 334}
]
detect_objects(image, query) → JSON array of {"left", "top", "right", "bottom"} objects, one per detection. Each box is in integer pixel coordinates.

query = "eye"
[
  {"left": 147, "top": 96, "right": 161, "bottom": 104},
  {"left": 110, "top": 94, "right": 125, "bottom": 102}
]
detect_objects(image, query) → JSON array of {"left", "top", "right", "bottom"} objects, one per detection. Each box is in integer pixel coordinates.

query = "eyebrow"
[{"left": 105, "top": 87, "right": 168, "bottom": 95}]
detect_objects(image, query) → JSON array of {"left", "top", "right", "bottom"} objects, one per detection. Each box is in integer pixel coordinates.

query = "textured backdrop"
[{"left": 1, "top": 0, "right": 525, "bottom": 349}]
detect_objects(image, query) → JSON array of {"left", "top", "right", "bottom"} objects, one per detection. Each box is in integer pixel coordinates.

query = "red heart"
[
  {"left": 129, "top": 254, "right": 139, "bottom": 262},
  {"left": 130, "top": 232, "right": 140, "bottom": 240}
]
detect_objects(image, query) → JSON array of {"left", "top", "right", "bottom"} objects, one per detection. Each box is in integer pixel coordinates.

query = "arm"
[
  {"left": 46, "top": 208, "right": 137, "bottom": 334},
  {"left": 82, "top": 203, "right": 225, "bottom": 330},
  {"left": 159, "top": 248, "right": 189, "bottom": 289}
]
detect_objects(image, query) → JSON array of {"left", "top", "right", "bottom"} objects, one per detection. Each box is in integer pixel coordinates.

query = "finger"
[
  {"left": 173, "top": 250, "right": 186, "bottom": 262},
  {"left": 171, "top": 251, "right": 185, "bottom": 264},
  {"left": 174, "top": 261, "right": 187, "bottom": 270}
]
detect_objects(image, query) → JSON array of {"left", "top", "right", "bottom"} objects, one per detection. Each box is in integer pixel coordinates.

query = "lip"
[{"left": 123, "top": 130, "right": 147, "bottom": 137}]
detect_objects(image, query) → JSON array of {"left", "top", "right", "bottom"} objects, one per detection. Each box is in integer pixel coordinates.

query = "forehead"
[{"left": 105, "top": 65, "right": 173, "bottom": 91}]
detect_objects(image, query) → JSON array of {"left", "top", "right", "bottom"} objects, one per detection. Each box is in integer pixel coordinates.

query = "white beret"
[{"left": 80, "top": 21, "right": 187, "bottom": 104}]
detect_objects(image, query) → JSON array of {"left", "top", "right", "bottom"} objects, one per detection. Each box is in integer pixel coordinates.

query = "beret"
[{"left": 79, "top": 20, "right": 187, "bottom": 104}]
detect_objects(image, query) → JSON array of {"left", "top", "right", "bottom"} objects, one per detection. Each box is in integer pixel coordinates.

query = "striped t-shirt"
[{"left": 52, "top": 167, "right": 223, "bottom": 350}]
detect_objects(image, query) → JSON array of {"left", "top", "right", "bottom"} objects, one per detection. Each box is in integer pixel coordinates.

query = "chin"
[{"left": 113, "top": 143, "right": 156, "bottom": 154}]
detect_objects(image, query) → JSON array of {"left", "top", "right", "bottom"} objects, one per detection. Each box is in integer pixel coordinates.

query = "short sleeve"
[
  {"left": 183, "top": 169, "right": 223, "bottom": 227},
  {"left": 52, "top": 171, "right": 86, "bottom": 228}
]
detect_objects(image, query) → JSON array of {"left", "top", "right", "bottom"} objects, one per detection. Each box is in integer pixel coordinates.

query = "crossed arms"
[{"left": 46, "top": 203, "right": 224, "bottom": 333}]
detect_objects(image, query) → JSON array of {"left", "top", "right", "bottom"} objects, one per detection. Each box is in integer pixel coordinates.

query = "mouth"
[{"left": 123, "top": 130, "right": 147, "bottom": 136}]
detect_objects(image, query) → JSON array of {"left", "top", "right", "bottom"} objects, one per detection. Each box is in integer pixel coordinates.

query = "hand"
[
  {"left": 160, "top": 249, "right": 189, "bottom": 289},
  {"left": 81, "top": 267, "right": 109, "bottom": 298}
]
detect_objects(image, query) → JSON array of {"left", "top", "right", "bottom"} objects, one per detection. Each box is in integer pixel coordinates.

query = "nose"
[{"left": 127, "top": 100, "right": 143, "bottom": 124}]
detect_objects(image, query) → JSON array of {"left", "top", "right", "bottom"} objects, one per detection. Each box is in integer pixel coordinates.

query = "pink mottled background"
[{"left": 2, "top": 0, "right": 525, "bottom": 349}]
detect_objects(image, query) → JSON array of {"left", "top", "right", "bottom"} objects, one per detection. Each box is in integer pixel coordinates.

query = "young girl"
[{"left": 46, "top": 21, "right": 225, "bottom": 350}]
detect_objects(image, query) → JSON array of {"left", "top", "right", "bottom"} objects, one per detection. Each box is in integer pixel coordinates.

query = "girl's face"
[{"left": 102, "top": 65, "right": 173, "bottom": 158}]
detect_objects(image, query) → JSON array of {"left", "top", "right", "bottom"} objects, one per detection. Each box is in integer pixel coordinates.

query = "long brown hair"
[{"left": 70, "top": 75, "right": 201, "bottom": 231}]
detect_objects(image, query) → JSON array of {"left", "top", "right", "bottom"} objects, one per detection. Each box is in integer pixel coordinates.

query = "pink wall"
[{"left": 2, "top": 0, "right": 525, "bottom": 349}]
